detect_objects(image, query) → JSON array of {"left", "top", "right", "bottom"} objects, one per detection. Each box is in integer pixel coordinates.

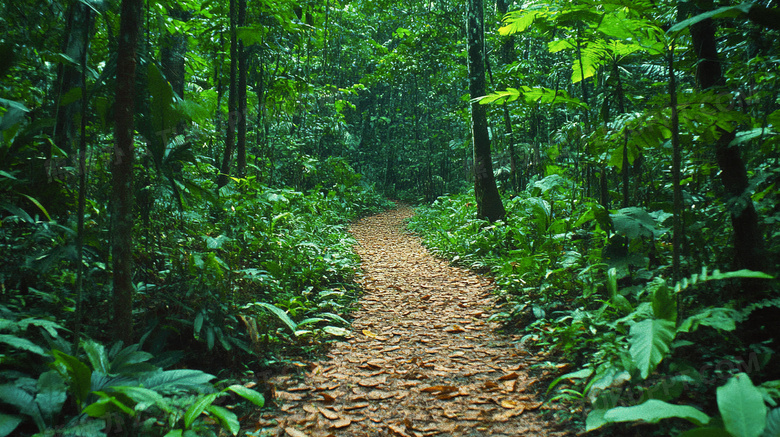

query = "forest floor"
[{"left": 257, "top": 205, "right": 575, "bottom": 436}]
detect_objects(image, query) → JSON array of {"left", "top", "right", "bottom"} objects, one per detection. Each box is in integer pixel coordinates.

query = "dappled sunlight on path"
[{"left": 262, "top": 206, "right": 572, "bottom": 436}]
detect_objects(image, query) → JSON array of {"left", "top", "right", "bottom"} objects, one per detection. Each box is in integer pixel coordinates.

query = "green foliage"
[{"left": 0, "top": 331, "right": 264, "bottom": 437}]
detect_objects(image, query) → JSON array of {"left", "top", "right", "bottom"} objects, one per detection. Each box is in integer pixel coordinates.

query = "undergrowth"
[
  {"left": 1, "top": 156, "right": 394, "bottom": 436},
  {"left": 408, "top": 176, "right": 780, "bottom": 437}
]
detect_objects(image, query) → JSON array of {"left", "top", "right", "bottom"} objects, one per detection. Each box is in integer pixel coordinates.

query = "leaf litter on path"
[{"left": 262, "top": 206, "right": 573, "bottom": 436}]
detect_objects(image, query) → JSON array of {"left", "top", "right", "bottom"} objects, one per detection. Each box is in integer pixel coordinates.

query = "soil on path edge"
[{"left": 263, "top": 206, "right": 573, "bottom": 436}]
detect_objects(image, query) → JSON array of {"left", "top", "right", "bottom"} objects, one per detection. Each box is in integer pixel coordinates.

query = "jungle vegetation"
[{"left": 1, "top": 0, "right": 778, "bottom": 435}]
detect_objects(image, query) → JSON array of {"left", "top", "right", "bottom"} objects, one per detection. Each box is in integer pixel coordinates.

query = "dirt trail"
[{"left": 263, "top": 206, "right": 571, "bottom": 436}]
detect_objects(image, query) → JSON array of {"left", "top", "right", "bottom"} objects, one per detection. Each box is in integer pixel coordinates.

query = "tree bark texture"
[
  {"left": 467, "top": 0, "right": 505, "bottom": 222},
  {"left": 690, "top": 17, "right": 764, "bottom": 272},
  {"left": 112, "top": 0, "right": 143, "bottom": 344}
]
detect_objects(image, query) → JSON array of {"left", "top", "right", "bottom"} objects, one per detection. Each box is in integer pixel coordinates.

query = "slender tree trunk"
[
  {"left": 73, "top": 7, "right": 93, "bottom": 344},
  {"left": 669, "top": 44, "right": 682, "bottom": 286},
  {"left": 613, "top": 61, "right": 630, "bottom": 208},
  {"left": 496, "top": 0, "right": 518, "bottom": 192},
  {"left": 112, "top": 0, "right": 143, "bottom": 344},
  {"left": 236, "top": 0, "right": 247, "bottom": 177},
  {"left": 53, "top": 1, "right": 93, "bottom": 157},
  {"left": 689, "top": 16, "right": 763, "bottom": 272},
  {"left": 467, "top": 0, "right": 505, "bottom": 221},
  {"left": 217, "top": 0, "right": 238, "bottom": 188}
]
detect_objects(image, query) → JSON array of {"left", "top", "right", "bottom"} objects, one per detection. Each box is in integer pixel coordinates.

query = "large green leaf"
[
  {"left": 610, "top": 207, "right": 668, "bottom": 240},
  {"left": 141, "top": 369, "right": 215, "bottom": 394},
  {"left": 225, "top": 385, "right": 265, "bottom": 407},
  {"left": 35, "top": 371, "right": 67, "bottom": 422},
  {"left": 629, "top": 319, "right": 676, "bottom": 379},
  {"left": 206, "top": 405, "right": 239, "bottom": 435},
  {"left": 83, "top": 340, "right": 110, "bottom": 374},
  {"left": 0, "top": 385, "right": 42, "bottom": 429},
  {"left": 604, "top": 399, "right": 710, "bottom": 426},
  {"left": 184, "top": 393, "right": 219, "bottom": 429},
  {"left": 667, "top": 2, "right": 753, "bottom": 34},
  {"left": 51, "top": 350, "right": 92, "bottom": 407},
  {"left": 717, "top": 373, "right": 767, "bottom": 437},
  {"left": 678, "top": 308, "right": 739, "bottom": 333},
  {"left": 0, "top": 413, "right": 23, "bottom": 437},
  {"left": 763, "top": 408, "right": 780, "bottom": 437},
  {"left": 0, "top": 334, "right": 45, "bottom": 355},
  {"left": 247, "top": 302, "right": 298, "bottom": 334}
]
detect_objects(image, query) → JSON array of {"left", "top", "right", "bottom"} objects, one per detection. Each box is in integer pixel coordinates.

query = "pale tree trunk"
[
  {"left": 467, "top": 0, "right": 505, "bottom": 221},
  {"left": 113, "top": 0, "right": 143, "bottom": 344}
]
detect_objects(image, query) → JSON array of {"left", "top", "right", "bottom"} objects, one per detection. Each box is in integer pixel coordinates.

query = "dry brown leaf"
[
  {"left": 421, "top": 385, "right": 458, "bottom": 394},
  {"left": 367, "top": 390, "right": 395, "bottom": 400},
  {"left": 444, "top": 325, "right": 466, "bottom": 333},
  {"left": 362, "top": 329, "right": 378, "bottom": 338},
  {"left": 483, "top": 381, "right": 499, "bottom": 390},
  {"left": 275, "top": 391, "right": 304, "bottom": 401},
  {"left": 284, "top": 427, "right": 309, "bottom": 437},
  {"left": 331, "top": 418, "right": 351, "bottom": 428},
  {"left": 317, "top": 406, "right": 339, "bottom": 420},
  {"left": 498, "top": 372, "right": 519, "bottom": 381},
  {"left": 343, "top": 402, "right": 369, "bottom": 410},
  {"left": 302, "top": 404, "right": 318, "bottom": 414},
  {"left": 357, "top": 375, "right": 387, "bottom": 387},
  {"left": 320, "top": 393, "right": 336, "bottom": 403},
  {"left": 436, "top": 392, "right": 466, "bottom": 400},
  {"left": 388, "top": 424, "right": 411, "bottom": 437}
]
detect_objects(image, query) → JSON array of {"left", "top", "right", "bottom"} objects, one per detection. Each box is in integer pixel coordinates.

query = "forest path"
[{"left": 263, "top": 205, "right": 571, "bottom": 437}]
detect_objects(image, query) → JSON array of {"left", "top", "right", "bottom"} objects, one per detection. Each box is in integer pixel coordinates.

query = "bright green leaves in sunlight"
[{"left": 477, "top": 86, "right": 587, "bottom": 110}]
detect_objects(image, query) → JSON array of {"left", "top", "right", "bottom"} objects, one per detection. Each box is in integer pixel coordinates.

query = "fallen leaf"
[
  {"left": 320, "top": 393, "right": 336, "bottom": 403},
  {"left": 275, "top": 391, "right": 304, "bottom": 401},
  {"left": 343, "top": 402, "right": 369, "bottom": 410},
  {"left": 444, "top": 325, "right": 466, "bottom": 333},
  {"left": 357, "top": 375, "right": 387, "bottom": 387},
  {"left": 362, "top": 329, "right": 378, "bottom": 338},
  {"left": 318, "top": 406, "right": 339, "bottom": 420},
  {"left": 331, "top": 418, "right": 351, "bottom": 428},
  {"left": 421, "top": 385, "right": 458, "bottom": 394},
  {"left": 302, "top": 404, "right": 318, "bottom": 414},
  {"left": 367, "top": 390, "right": 395, "bottom": 400},
  {"left": 388, "top": 424, "right": 411, "bottom": 437},
  {"left": 284, "top": 427, "right": 309, "bottom": 437},
  {"left": 498, "top": 372, "right": 519, "bottom": 381}
]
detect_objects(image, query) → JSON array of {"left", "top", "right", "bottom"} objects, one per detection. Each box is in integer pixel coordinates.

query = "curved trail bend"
[{"left": 266, "top": 206, "right": 571, "bottom": 436}]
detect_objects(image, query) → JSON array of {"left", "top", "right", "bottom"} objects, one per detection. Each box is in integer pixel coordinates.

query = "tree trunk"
[
  {"left": 689, "top": 16, "right": 764, "bottom": 272},
  {"left": 217, "top": 0, "right": 238, "bottom": 189},
  {"left": 467, "top": 0, "right": 505, "bottom": 221},
  {"left": 73, "top": 6, "right": 92, "bottom": 344},
  {"left": 53, "top": 2, "right": 93, "bottom": 157},
  {"left": 112, "top": 0, "right": 143, "bottom": 344},
  {"left": 236, "top": 0, "right": 247, "bottom": 177}
]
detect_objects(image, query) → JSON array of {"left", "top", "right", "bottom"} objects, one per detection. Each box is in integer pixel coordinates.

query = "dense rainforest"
[{"left": 1, "top": 0, "right": 779, "bottom": 435}]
